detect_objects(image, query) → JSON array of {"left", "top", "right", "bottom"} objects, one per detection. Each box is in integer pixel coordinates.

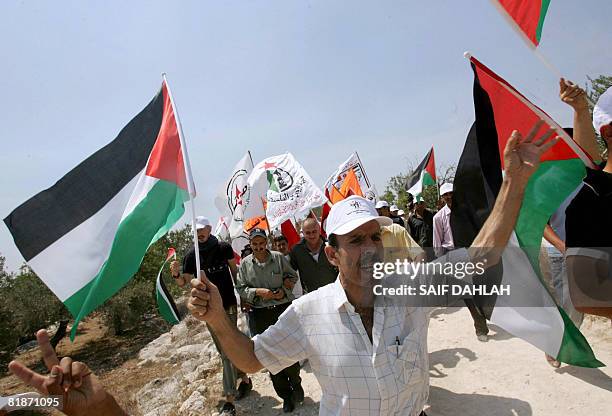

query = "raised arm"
[
  {"left": 471, "top": 121, "right": 559, "bottom": 264},
  {"left": 559, "top": 78, "right": 600, "bottom": 160}
]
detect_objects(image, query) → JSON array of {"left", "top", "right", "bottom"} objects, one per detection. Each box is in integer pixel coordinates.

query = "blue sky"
[{"left": 1, "top": 0, "right": 610, "bottom": 271}]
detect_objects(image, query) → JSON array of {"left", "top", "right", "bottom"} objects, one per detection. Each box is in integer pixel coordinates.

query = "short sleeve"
[
  {"left": 253, "top": 305, "right": 309, "bottom": 374},
  {"left": 182, "top": 249, "right": 196, "bottom": 276}
]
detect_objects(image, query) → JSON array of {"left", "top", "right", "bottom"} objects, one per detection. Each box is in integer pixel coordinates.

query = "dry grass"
[{"left": 0, "top": 315, "right": 176, "bottom": 416}]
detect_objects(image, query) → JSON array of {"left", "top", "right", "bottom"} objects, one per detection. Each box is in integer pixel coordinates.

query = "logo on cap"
[{"left": 350, "top": 200, "right": 361, "bottom": 209}]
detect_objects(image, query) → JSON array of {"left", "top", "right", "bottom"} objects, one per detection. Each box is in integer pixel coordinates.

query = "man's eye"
[{"left": 371, "top": 234, "right": 381, "bottom": 241}]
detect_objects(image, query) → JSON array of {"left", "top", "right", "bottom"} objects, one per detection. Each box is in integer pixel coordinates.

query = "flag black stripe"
[
  {"left": 450, "top": 63, "right": 504, "bottom": 319},
  {"left": 405, "top": 149, "right": 431, "bottom": 190},
  {"left": 4, "top": 88, "right": 164, "bottom": 261}
]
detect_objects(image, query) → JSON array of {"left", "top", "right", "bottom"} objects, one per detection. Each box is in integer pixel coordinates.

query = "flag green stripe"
[
  {"left": 157, "top": 280, "right": 180, "bottom": 324},
  {"left": 422, "top": 172, "right": 436, "bottom": 186},
  {"left": 557, "top": 306, "right": 604, "bottom": 367},
  {"left": 515, "top": 159, "right": 584, "bottom": 270},
  {"left": 514, "top": 158, "right": 601, "bottom": 367},
  {"left": 65, "top": 179, "right": 188, "bottom": 328},
  {"left": 535, "top": 0, "right": 551, "bottom": 42}
]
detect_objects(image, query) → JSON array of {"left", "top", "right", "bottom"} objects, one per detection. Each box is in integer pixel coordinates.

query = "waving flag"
[
  {"left": 4, "top": 80, "right": 192, "bottom": 339},
  {"left": 156, "top": 248, "right": 181, "bottom": 324},
  {"left": 491, "top": 0, "right": 551, "bottom": 47},
  {"left": 246, "top": 153, "right": 327, "bottom": 229},
  {"left": 406, "top": 147, "right": 436, "bottom": 200},
  {"left": 451, "top": 54, "right": 601, "bottom": 367},
  {"left": 339, "top": 168, "right": 364, "bottom": 198},
  {"left": 281, "top": 219, "right": 301, "bottom": 250},
  {"left": 324, "top": 153, "right": 377, "bottom": 202},
  {"left": 214, "top": 152, "right": 264, "bottom": 239}
]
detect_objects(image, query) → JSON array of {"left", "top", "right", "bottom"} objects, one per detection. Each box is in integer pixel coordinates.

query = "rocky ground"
[
  {"left": 133, "top": 307, "right": 611, "bottom": 416},
  {"left": 1, "top": 307, "right": 610, "bottom": 415}
]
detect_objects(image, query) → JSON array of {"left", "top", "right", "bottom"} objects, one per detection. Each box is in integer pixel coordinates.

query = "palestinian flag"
[
  {"left": 4, "top": 80, "right": 192, "bottom": 339},
  {"left": 491, "top": 0, "right": 551, "bottom": 47},
  {"left": 406, "top": 147, "right": 436, "bottom": 200},
  {"left": 156, "top": 248, "right": 181, "bottom": 325},
  {"left": 451, "top": 54, "right": 602, "bottom": 367}
]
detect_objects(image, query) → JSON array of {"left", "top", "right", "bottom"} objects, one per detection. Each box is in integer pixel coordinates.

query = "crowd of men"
[{"left": 4, "top": 80, "right": 611, "bottom": 416}]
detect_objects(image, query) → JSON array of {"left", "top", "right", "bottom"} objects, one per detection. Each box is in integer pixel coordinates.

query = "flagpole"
[
  {"left": 355, "top": 151, "right": 372, "bottom": 188},
  {"left": 162, "top": 73, "right": 202, "bottom": 280}
]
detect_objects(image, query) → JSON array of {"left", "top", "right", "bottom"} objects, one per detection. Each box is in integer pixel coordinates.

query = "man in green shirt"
[{"left": 235, "top": 228, "right": 304, "bottom": 413}]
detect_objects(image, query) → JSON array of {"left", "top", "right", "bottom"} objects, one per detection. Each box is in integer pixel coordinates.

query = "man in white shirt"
[{"left": 187, "top": 123, "right": 557, "bottom": 415}]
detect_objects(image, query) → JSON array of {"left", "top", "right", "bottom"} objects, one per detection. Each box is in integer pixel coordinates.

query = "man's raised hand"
[
  {"left": 187, "top": 270, "right": 226, "bottom": 322},
  {"left": 504, "top": 120, "right": 559, "bottom": 184},
  {"left": 559, "top": 78, "right": 589, "bottom": 111},
  {"left": 8, "top": 329, "right": 114, "bottom": 416}
]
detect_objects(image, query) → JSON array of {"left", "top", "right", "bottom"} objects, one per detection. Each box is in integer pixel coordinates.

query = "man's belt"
[{"left": 255, "top": 302, "right": 291, "bottom": 311}]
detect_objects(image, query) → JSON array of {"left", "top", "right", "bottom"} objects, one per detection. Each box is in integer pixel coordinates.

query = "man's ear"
[
  {"left": 325, "top": 245, "right": 339, "bottom": 267},
  {"left": 600, "top": 124, "right": 612, "bottom": 141}
]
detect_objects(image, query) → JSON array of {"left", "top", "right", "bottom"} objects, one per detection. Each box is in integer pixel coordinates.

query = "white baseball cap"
[
  {"left": 593, "top": 86, "right": 612, "bottom": 134},
  {"left": 390, "top": 204, "right": 399, "bottom": 212},
  {"left": 397, "top": 209, "right": 405, "bottom": 216},
  {"left": 326, "top": 196, "right": 393, "bottom": 236},
  {"left": 374, "top": 200, "right": 389, "bottom": 209},
  {"left": 440, "top": 182, "right": 453, "bottom": 196},
  {"left": 195, "top": 216, "right": 212, "bottom": 230}
]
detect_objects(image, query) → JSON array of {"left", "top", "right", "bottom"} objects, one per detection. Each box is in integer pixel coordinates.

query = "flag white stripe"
[
  {"left": 120, "top": 174, "right": 161, "bottom": 222},
  {"left": 28, "top": 172, "right": 143, "bottom": 301},
  {"left": 489, "top": 234, "right": 565, "bottom": 357}
]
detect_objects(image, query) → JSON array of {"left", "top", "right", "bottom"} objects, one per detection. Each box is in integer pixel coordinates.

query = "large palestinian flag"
[
  {"left": 4, "top": 80, "right": 192, "bottom": 338},
  {"left": 406, "top": 147, "right": 436, "bottom": 200},
  {"left": 491, "top": 0, "right": 551, "bottom": 47},
  {"left": 451, "top": 54, "right": 602, "bottom": 367}
]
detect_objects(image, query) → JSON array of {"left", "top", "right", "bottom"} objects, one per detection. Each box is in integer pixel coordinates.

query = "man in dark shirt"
[
  {"left": 565, "top": 86, "right": 612, "bottom": 319},
  {"left": 170, "top": 216, "right": 251, "bottom": 415},
  {"left": 408, "top": 197, "right": 434, "bottom": 261},
  {"left": 375, "top": 200, "right": 403, "bottom": 226},
  {"left": 289, "top": 218, "right": 338, "bottom": 293},
  {"left": 390, "top": 204, "right": 406, "bottom": 227}
]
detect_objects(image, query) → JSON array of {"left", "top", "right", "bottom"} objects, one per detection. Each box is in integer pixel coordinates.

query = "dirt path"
[{"left": 234, "top": 307, "right": 611, "bottom": 415}]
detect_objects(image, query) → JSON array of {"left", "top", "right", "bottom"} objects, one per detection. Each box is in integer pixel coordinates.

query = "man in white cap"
[
  {"left": 376, "top": 200, "right": 404, "bottom": 227},
  {"left": 186, "top": 123, "right": 558, "bottom": 415},
  {"left": 170, "top": 216, "right": 252, "bottom": 415},
  {"left": 564, "top": 86, "right": 612, "bottom": 319},
  {"left": 390, "top": 204, "right": 405, "bottom": 227},
  {"left": 375, "top": 200, "right": 391, "bottom": 216}
]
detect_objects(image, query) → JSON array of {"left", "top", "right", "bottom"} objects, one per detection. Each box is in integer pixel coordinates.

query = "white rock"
[{"left": 178, "top": 390, "right": 206, "bottom": 415}]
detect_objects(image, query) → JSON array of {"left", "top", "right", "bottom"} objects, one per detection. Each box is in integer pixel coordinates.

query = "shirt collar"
[
  {"left": 331, "top": 277, "right": 356, "bottom": 313},
  {"left": 251, "top": 250, "right": 272, "bottom": 266}
]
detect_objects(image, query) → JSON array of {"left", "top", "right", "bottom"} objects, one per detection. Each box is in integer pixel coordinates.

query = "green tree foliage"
[
  {"left": 382, "top": 165, "right": 456, "bottom": 211},
  {"left": 99, "top": 224, "right": 193, "bottom": 334},
  {"left": 0, "top": 255, "right": 69, "bottom": 368},
  {"left": 0, "top": 254, "right": 18, "bottom": 367},
  {"left": 1, "top": 224, "right": 195, "bottom": 361}
]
